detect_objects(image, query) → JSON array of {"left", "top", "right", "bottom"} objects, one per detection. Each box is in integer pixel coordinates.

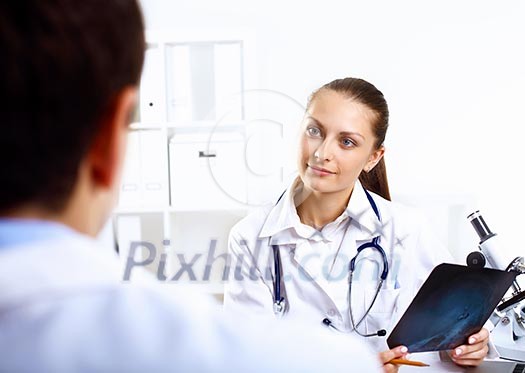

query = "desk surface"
[
  {"left": 400, "top": 352, "right": 515, "bottom": 372},
  {"left": 400, "top": 352, "right": 462, "bottom": 372}
]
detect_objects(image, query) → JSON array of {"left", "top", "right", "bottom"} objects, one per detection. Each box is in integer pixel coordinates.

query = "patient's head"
[{"left": 0, "top": 0, "right": 145, "bottom": 233}]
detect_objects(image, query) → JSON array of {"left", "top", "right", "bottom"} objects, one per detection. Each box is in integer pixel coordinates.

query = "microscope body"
[
  {"left": 490, "top": 306, "right": 525, "bottom": 361},
  {"left": 468, "top": 211, "right": 525, "bottom": 361}
]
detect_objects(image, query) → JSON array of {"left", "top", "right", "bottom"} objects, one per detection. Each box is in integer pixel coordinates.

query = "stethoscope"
[{"left": 271, "top": 188, "right": 389, "bottom": 338}]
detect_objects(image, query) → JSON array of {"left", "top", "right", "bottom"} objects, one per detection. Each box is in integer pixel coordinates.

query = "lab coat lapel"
[
  {"left": 345, "top": 180, "right": 383, "bottom": 241},
  {"left": 289, "top": 239, "right": 320, "bottom": 284},
  {"left": 287, "top": 239, "right": 348, "bottom": 320},
  {"left": 260, "top": 176, "right": 321, "bottom": 281},
  {"left": 291, "top": 237, "right": 351, "bottom": 306},
  {"left": 259, "top": 178, "right": 302, "bottom": 240}
]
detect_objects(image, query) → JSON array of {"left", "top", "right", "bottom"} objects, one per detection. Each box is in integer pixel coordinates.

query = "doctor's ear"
[{"left": 364, "top": 145, "right": 385, "bottom": 173}]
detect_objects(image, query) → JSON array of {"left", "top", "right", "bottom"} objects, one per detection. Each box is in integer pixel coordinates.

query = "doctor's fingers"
[
  {"left": 379, "top": 346, "right": 407, "bottom": 373},
  {"left": 378, "top": 345, "right": 408, "bottom": 364},
  {"left": 449, "top": 344, "right": 489, "bottom": 367},
  {"left": 450, "top": 355, "right": 488, "bottom": 368},
  {"left": 451, "top": 328, "right": 489, "bottom": 357},
  {"left": 467, "top": 327, "right": 490, "bottom": 345},
  {"left": 383, "top": 363, "right": 399, "bottom": 373}
]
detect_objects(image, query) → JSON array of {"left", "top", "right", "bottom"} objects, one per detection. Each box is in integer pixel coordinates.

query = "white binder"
[
  {"left": 119, "top": 130, "right": 169, "bottom": 208},
  {"left": 166, "top": 45, "right": 192, "bottom": 122},
  {"left": 140, "top": 130, "right": 169, "bottom": 206},
  {"left": 119, "top": 131, "right": 141, "bottom": 207},
  {"left": 214, "top": 43, "right": 242, "bottom": 122},
  {"left": 140, "top": 46, "right": 164, "bottom": 123}
]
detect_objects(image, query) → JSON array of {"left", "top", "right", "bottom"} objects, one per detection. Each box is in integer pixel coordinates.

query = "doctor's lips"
[{"left": 307, "top": 164, "right": 336, "bottom": 176}]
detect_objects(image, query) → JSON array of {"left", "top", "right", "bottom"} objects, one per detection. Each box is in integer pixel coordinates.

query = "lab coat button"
[{"left": 327, "top": 309, "right": 336, "bottom": 317}]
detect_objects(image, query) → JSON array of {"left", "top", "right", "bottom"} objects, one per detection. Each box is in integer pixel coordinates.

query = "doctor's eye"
[
  {"left": 306, "top": 126, "right": 322, "bottom": 137},
  {"left": 341, "top": 137, "right": 356, "bottom": 148}
]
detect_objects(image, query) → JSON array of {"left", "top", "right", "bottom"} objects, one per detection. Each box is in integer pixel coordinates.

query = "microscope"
[{"left": 467, "top": 211, "right": 525, "bottom": 361}]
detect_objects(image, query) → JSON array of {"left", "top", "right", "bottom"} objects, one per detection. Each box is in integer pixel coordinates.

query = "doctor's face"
[{"left": 298, "top": 90, "right": 383, "bottom": 195}]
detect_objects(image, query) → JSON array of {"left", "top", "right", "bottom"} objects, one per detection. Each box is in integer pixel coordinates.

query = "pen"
[{"left": 388, "top": 358, "right": 430, "bottom": 367}]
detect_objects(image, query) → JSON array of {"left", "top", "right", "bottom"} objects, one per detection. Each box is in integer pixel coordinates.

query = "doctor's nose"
[{"left": 313, "top": 141, "right": 334, "bottom": 162}]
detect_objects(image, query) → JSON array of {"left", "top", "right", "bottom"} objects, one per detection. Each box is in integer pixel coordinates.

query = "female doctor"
[{"left": 223, "top": 78, "right": 489, "bottom": 372}]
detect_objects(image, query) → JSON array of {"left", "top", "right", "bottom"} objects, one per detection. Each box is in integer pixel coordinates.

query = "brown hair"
[{"left": 307, "top": 77, "right": 391, "bottom": 201}]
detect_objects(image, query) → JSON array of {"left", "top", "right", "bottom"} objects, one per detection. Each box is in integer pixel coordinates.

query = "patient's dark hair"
[
  {"left": 0, "top": 0, "right": 145, "bottom": 213},
  {"left": 308, "top": 77, "right": 391, "bottom": 200}
]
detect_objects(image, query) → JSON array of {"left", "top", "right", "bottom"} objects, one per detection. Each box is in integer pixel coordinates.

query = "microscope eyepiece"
[{"left": 467, "top": 211, "right": 496, "bottom": 243}]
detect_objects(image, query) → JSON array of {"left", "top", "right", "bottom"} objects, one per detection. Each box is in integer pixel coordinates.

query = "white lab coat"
[
  {"left": 224, "top": 178, "right": 454, "bottom": 353},
  {"left": 0, "top": 221, "right": 382, "bottom": 372}
]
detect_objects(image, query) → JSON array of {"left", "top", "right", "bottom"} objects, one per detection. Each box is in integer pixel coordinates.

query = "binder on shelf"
[
  {"left": 166, "top": 45, "right": 192, "bottom": 122},
  {"left": 189, "top": 44, "right": 216, "bottom": 121},
  {"left": 118, "top": 130, "right": 169, "bottom": 208},
  {"left": 164, "top": 41, "right": 243, "bottom": 126},
  {"left": 140, "top": 130, "right": 169, "bottom": 206},
  {"left": 214, "top": 42, "right": 242, "bottom": 122},
  {"left": 119, "top": 131, "right": 141, "bottom": 207},
  {"left": 139, "top": 46, "right": 164, "bottom": 124}
]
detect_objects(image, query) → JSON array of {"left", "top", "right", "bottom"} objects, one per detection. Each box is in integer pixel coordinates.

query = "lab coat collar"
[
  {"left": 345, "top": 180, "right": 384, "bottom": 239},
  {"left": 259, "top": 177, "right": 308, "bottom": 246},
  {"left": 259, "top": 178, "right": 383, "bottom": 245}
]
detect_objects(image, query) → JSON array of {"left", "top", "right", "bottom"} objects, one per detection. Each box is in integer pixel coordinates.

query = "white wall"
[{"left": 140, "top": 0, "right": 525, "bottom": 261}]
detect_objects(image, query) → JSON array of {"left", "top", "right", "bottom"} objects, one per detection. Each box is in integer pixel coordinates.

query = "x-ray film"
[{"left": 387, "top": 263, "right": 516, "bottom": 352}]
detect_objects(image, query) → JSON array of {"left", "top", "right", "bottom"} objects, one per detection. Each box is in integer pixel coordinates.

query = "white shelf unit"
[{"left": 113, "top": 32, "right": 252, "bottom": 297}]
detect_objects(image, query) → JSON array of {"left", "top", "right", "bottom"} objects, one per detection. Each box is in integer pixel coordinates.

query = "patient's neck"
[
  {"left": 2, "top": 204, "right": 88, "bottom": 235},
  {"left": 2, "top": 189, "right": 106, "bottom": 238}
]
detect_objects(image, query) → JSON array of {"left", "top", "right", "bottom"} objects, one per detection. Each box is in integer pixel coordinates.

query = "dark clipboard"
[{"left": 387, "top": 263, "right": 517, "bottom": 352}]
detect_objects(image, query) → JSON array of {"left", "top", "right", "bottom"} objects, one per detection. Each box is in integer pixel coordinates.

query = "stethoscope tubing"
[{"left": 271, "top": 188, "right": 390, "bottom": 336}]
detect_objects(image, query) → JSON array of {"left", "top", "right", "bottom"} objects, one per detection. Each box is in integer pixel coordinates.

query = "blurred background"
[{"left": 103, "top": 0, "right": 525, "bottom": 298}]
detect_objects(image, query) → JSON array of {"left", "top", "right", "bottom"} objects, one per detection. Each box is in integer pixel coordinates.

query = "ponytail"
[{"left": 358, "top": 157, "right": 391, "bottom": 201}]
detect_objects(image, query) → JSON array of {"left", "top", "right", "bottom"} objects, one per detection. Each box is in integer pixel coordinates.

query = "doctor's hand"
[
  {"left": 448, "top": 327, "right": 489, "bottom": 367},
  {"left": 378, "top": 345, "right": 408, "bottom": 373}
]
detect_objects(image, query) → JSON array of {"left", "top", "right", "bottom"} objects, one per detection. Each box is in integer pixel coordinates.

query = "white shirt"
[
  {"left": 0, "top": 219, "right": 382, "bottom": 372},
  {"left": 224, "top": 178, "right": 454, "bottom": 353}
]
